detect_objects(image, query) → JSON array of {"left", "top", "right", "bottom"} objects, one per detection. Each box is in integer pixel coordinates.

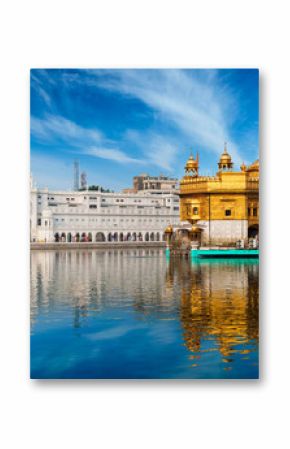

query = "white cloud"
[
  {"left": 92, "top": 69, "right": 243, "bottom": 163},
  {"left": 31, "top": 114, "right": 103, "bottom": 146},
  {"left": 124, "top": 130, "right": 179, "bottom": 172},
  {"left": 31, "top": 73, "right": 52, "bottom": 107},
  {"left": 31, "top": 114, "right": 176, "bottom": 170},
  {"left": 86, "top": 147, "right": 144, "bottom": 164}
]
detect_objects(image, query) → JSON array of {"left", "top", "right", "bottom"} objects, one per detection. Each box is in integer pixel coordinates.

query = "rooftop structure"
[{"left": 132, "top": 173, "right": 179, "bottom": 193}]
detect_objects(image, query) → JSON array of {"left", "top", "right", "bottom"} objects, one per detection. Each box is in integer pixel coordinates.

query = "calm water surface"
[{"left": 31, "top": 249, "right": 259, "bottom": 379}]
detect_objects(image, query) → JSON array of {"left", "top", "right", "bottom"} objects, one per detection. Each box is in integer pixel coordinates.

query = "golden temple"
[{"left": 177, "top": 144, "right": 259, "bottom": 246}]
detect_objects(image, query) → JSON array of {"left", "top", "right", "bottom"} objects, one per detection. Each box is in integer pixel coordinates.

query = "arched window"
[
  {"left": 96, "top": 232, "right": 105, "bottom": 242},
  {"left": 145, "top": 232, "right": 149, "bottom": 242}
]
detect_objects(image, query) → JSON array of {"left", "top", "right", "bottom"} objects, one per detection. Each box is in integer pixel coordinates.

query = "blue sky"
[{"left": 30, "top": 69, "right": 259, "bottom": 191}]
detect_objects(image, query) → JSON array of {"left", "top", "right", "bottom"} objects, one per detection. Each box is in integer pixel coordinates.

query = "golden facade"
[{"left": 179, "top": 145, "right": 259, "bottom": 245}]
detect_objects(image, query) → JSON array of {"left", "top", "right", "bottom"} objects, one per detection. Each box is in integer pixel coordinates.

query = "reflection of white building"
[
  {"left": 30, "top": 184, "right": 180, "bottom": 243},
  {"left": 30, "top": 248, "right": 171, "bottom": 327}
]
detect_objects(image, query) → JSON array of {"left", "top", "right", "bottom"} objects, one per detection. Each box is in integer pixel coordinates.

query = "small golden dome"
[
  {"left": 218, "top": 142, "right": 233, "bottom": 170},
  {"left": 240, "top": 161, "right": 247, "bottom": 172},
  {"left": 185, "top": 154, "right": 198, "bottom": 170},
  {"left": 164, "top": 225, "right": 173, "bottom": 234},
  {"left": 184, "top": 151, "right": 199, "bottom": 176},
  {"left": 220, "top": 151, "right": 232, "bottom": 163},
  {"left": 219, "top": 145, "right": 232, "bottom": 163}
]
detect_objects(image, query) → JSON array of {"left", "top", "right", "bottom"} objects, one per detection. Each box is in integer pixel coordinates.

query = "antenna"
[{"left": 74, "top": 160, "right": 79, "bottom": 191}]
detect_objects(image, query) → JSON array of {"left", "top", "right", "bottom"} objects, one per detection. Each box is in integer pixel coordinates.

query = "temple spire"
[
  {"left": 184, "top": 149, "right": 199, "bottom": 176},
  {"left": 218, "top": 142, "right": 233, "bottom": 171}
]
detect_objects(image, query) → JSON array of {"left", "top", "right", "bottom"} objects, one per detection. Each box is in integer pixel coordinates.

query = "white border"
[{"left": 1, "top": 1, "right": 289, "bottom": 448}]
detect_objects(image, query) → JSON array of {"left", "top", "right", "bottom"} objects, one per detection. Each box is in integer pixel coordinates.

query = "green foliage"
[{"left": 78, "top": 185, "right": 114, "bottom": 193}]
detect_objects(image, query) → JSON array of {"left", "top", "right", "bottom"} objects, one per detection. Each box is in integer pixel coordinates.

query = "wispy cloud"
[
  {"left": 31, "top": 114, "right": 103, "bottom": 146},
  {"left": 31, "top": 73, "right": 52, "bottom": 107},
  {"left": 31, "top": 114, "right": 146, "bottom": 166},
  {"left": 90, "top": 69, "right": 243, "bottom": 163},
  {"left": 124, "top": 129, "right": 179, "bottom": 172},
  {"left": 31, "top": 114, "right": 177, "bottom": 170},
  {"left": 86, "top": 147, "right": 144, "bottom": 164}
]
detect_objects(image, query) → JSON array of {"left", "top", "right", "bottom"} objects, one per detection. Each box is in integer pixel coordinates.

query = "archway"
[
  {"left": 113, "top": 232, "right": 118, "bottom": 242},
  {"left": 119, "top": 232, "right": 124, "bottom": 242},
  {"left": 54, "top": 232, "right": 60, "bottom": 242},
  {"left": 138, "top": 232, "right": 143, "bottom": 241},
  {"left": 75, "top": 233, "right": 80, "bottom": 242},
  {"left": 156, "top": 232, "right": 160, "bottom": 241},
  {"left": 61, "top": 232, "right": 66, "bottom": 242},
  {"left": 145, "top": 232, "right": 149, "bottom": 242},
  {"left": 88, "top": 232, "right": 92, "bottom": 242},
  {"left": 67, "top": 232, "right": 72, "bottom": 243},
  {"left": 108, "top": 232, "right": 113, "bottom": 242},
  {"left": 248, "top": 224, "right": 259, "bottom": 239},
  {"left": 81, "top": 232, "right": 87, "bottom": 242},
  {"left": 126, "top": 232, "right": 131, "bottom": 241},
  {"left": 150, "top": 232, "right": 154, "bottom": 241},
  {"left": 132, "top": 232, "right": 137, "bottom": 242},
  {"left": 96, "top": 232, "right": 106, "bottom": 242}
]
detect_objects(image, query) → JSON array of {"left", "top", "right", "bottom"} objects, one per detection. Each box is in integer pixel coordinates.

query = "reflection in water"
[
  {"left": 31, "top": 249, "right": 259, "bottom": 379},
  {"left": 167, "top": 259, "right": 258, "bottom": 365}
]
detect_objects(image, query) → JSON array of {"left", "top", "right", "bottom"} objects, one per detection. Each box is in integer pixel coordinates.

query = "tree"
[{"left": 78, "top": 185, "right": 114, "bottom": 193}]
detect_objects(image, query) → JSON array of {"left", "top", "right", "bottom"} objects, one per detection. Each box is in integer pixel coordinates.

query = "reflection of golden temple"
[
  {"left": 167, "top": 259, "right": 259, "bottom": 361},
  {"left": 171, "top": 145, "right": 259, "bottom": 247}
]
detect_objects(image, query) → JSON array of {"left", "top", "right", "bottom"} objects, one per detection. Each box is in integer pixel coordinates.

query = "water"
[{"left": 30, "top": 249, "right": 259, "bottom": 379}]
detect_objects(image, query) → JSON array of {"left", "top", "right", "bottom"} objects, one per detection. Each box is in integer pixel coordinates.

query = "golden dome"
[
  {"left": 240, "top": 161, "right": 247, "bottom": 172},
  {"left": 185, "top": 154, "right": 198, "bottom": 170},
  {"left": 164, "top": 225, "right": 173, "bottom": 234},
  {"left": 184, "top": 152, "right": 199, "bottom": 176},
  {"left": 218, "top": 143, "right": 233, "bottom": 170},
  {"left": 220, "top": 151, "right": 231, "bottom": 163}
]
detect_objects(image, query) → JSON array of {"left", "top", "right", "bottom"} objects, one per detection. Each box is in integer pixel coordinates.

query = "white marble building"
[{"left": 30, "top": 183, "right": 181, "bottom": 243}]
